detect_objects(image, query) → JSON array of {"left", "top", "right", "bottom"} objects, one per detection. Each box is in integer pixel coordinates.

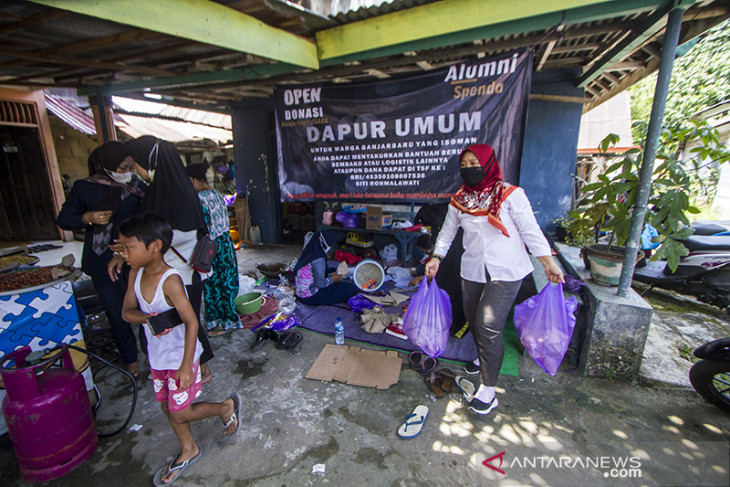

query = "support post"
[
  {"left": 617, "top": 6, "right": 684, "bottom": 296},
  {"left": 90, "top": 95, "right": 115, "bottom": 144}
]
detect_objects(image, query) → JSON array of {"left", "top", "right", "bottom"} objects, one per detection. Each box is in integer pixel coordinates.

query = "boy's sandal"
[
  {"left": 424, "top": 372, "right": 445, "bottom": 397},
  {"left": 223, "top": 392, "right": 241, "bottom": 436},
  {"left": 397, "top": 405, "right": 429, "bottom": 439},
  {"left": 152, "top": 449, "right": 202, "bottom": 487}
]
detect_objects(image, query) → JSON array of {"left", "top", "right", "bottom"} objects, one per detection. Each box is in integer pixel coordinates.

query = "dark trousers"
[
  {"left": 189, "top": 272, "right": 214, "bottom": 364},
  {"left": 462, "top": 276, "right": 522, "bottom": 387},
  {"left": 298, "top": 281, "right": 358, "bottom": 306},
  {"left": 90, "top": 270, "right": 138, "bottom": 365}
]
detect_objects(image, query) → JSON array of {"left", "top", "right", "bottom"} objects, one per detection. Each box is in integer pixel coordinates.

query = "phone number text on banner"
[{"left": 275, "top": 49, "right": 532, "bottom": 202}]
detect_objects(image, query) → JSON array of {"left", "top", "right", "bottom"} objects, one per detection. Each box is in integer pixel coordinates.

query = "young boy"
[{"left": 119, "top": 213, "right": 240, "bottom": 486}]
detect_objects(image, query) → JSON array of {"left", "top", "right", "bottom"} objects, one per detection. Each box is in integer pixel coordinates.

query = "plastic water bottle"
[{"left": 335, "top": 317, "right": 344, "bottom": 345}]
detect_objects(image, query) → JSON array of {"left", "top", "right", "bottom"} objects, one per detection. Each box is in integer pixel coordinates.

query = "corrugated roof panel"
[
  {"left": 331, "top": 0, "right": 435, "bottom": 22},
  {"left": 44, "top": 93, "right": 96, "bottom": 136},
  {"left": 114, "top": 113, "right": 232, "bottom": 144},
  {"left": 112, "top": 97, "right": 232, "bottom": 129},
  {"left": 45, "top": 93, "right": 232, "bottom": 144}
]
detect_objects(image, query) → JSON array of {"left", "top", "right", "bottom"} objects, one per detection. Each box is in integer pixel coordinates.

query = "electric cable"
[{"left": 67, "top": 344, "right": 138, "bottom": 438}]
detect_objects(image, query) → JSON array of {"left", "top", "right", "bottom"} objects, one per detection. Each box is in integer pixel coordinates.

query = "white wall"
[{"left": 577, "top": 92, "right": 634, "bottom": 149}]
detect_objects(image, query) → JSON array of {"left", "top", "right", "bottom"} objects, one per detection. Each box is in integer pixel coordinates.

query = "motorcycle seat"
[
  {"left": 690, "top": 221, "right": 730, "bottom": 236},
  {"left": 694, "top": 337, "right": 730, "bottom": 360},
  {"left": 682, "top": 235, "right": 730, "bottom": 252}
]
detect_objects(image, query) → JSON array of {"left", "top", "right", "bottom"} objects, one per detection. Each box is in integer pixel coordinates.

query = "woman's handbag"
[{"left": 171, "top": 236, "right": 218, "bottom": 273}]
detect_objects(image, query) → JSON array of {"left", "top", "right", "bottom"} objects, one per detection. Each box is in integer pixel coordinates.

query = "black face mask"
[{"left": 460, "top": 166, "right": 484, "bottom": 187}]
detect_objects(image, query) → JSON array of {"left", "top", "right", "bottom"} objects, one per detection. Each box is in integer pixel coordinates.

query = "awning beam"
[{"left": 27, "top": 0, "right": 319, "bottom": 69}]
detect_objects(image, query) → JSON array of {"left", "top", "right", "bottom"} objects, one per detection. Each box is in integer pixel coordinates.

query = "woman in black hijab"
[
  {"left": 58, "top": 141, "right": 143, "bottom": 376},
  {"left": 111, "top": 135, "right": 215, "bottom": 382}
]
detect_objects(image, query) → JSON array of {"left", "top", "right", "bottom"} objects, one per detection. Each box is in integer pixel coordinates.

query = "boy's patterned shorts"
[{"left": 150, "top": 360, "right": 203, "bottom": 412}]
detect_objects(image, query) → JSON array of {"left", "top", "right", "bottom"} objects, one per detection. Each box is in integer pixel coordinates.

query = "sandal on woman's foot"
[
  {"left": 424, "top": 371, "right": 445, "bottom": 397},
  {"left": 152, "top": 449, "right": 202, "bottom": 487}
]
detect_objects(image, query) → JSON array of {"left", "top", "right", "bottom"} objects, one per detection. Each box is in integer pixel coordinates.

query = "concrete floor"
[{"left": 1, "top": 243, "right": 729, "bottom": 486}]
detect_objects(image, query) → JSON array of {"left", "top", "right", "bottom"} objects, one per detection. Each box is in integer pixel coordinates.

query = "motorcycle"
[
  {"left": 633, "top": 221, "right": 730, "bottom": 312},
  {"left": 689, "top": 337, "right": 730, "bottom": 412}
]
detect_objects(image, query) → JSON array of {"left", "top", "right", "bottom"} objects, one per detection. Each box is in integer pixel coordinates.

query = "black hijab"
[
  {"left": 87, "top": 141, "right": 129, "bottom": 177},
  {"left": 294, "top": 231, "right": 339, "bottom": 273},
  {"left": 125, "top": 136, "right": 206, "bottom": 233}
]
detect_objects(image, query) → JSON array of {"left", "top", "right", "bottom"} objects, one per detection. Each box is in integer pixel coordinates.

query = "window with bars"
[{"left": 0, "top": 100, "right": 38, "bottom": 126}]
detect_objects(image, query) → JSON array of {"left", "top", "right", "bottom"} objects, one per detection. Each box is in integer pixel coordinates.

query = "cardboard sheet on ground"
[
  {"left": 306, "top": 344, "right": 402, "bottom": 389},
  {"left": 363, "top": 290, "right": 410, "bottom": 307}
]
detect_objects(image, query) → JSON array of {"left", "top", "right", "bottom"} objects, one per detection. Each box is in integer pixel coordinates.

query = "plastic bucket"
[{"left": 353, "top": 259, "right": 385, "bottom": 292}]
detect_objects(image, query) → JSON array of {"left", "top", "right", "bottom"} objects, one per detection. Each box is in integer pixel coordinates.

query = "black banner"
[{"left": 275, "top": 49, "right": 532, "bottom": 202}]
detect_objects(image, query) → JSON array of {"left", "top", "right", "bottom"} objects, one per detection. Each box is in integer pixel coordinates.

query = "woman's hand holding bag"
[{"left": 402, "top": 277, "right": 452, "bottom": 358}]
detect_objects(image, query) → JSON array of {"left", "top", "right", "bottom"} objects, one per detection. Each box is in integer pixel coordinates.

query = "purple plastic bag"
[
  {"left": 513, "top": 283, "right": 577, "bottom": 376},
  {"left": 402, "top": 277, "right": 452, "bottom": 358},
  {"left": 347, "top": 294, "right": 377, "bottom": 313},
  {"left": 253, "top": 311, "right": 301, "bottom": 332}
]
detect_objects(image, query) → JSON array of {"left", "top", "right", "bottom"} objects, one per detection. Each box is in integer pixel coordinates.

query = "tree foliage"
[
  {"left": 630, "top": 19, "right": 730, "bottom": 139},
  {"left": 568, "top": 122, "right": 730, "bottom": 271}
]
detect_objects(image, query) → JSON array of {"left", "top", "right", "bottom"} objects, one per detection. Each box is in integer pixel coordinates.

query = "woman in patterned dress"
[{"left": 186, "top": 163, "right": 242, "bottom": 335}]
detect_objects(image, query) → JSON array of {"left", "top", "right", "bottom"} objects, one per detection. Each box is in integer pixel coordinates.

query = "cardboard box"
[
  {"left": 306, "top": 344, "right": 402, "bottom": 390},
  {"left": 365, "top": 206, "right": 393, "bottom": 230}
]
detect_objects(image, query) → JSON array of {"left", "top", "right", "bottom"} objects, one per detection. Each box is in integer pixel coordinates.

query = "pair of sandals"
[
  {"left": 251, "top": 328, "right": 302, "bottom": 351},
  {"left": 409, "top": 351, "right": 438, "bottom": 375},
  {"left": 424, "top": 368, "right": 456, "bottom": 398}
]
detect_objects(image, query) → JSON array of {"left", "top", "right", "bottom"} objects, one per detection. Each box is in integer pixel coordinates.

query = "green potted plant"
[{"left": 567, "top": 121, "right": 730, "bottom": 286}]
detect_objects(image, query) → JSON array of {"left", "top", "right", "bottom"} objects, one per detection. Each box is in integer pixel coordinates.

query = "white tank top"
[{"left": 134, "top": 267, "right": 202, "bottom": 371}]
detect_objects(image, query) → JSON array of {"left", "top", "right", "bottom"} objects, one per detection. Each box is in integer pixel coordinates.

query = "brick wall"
[{"left": 48, "top": 115, "right": 98, "bottom": 184}]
